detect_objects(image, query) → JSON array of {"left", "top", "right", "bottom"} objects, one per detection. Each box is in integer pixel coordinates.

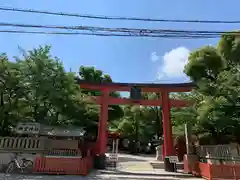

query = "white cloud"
[
  {"left": 151, "top": 52, "right": 159, "bottom": 62},
  {"left": 156, "top": 47, "right": 190, "bottom": 80}
]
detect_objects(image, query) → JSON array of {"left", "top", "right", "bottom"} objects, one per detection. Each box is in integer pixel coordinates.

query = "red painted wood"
[
  {"left": 161, "top": 91, "right": 175, "bottom": 158},
  {"left": 93, "top": 96, "right": 192, "bottom": 107},
  {"left": 33, "top": 156, "right": 93, "bottom": 175},
  {"left": 192, "top": 161, "right": 240, "bottom": 179},
  {"left": 79, "top": 83, "right": 193, "bottom": 92},
  {"left": 108, "top": 131, "right": 120, "bottom": 138},
  {"left": 96, "top": 89, "right": 109, "bottom": 155},
  {"left": 78, "top": 81, "right": 194, "bottom": 160}
]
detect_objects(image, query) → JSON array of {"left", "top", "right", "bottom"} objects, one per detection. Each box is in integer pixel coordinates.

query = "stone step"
[
  {"left": 150, "top": 162, "right": 184, "bottom": 170},
  {"left": 97, "top": 169, "right": 200, "bottom": 179},
  {"left": 96, "top": 173, "right": 201, "bottom": 179}
]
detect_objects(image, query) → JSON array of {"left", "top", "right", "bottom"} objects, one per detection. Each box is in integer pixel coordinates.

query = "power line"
[
  {"left": 0, "top": 30, "right": 218, "bottom": 39},
  {"left": 0, "top": 6, "right": 239, "bottom": 24},
  {"left": 0, "top": 21, "right": 237, "bottom": 39},
  {"left": 0, "top": 22, "right": 235, "bottom": 36}
]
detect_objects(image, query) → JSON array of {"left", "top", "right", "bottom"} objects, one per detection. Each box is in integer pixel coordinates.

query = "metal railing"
[
  {"left": 0, "top": 137, "right": 46, "bottom": 153},
  {"left": 200, "top": 156, "right": 240, "bottom": 165}
]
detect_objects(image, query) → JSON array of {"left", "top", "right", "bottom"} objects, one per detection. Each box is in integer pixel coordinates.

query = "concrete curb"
[{"left": 98, "top": 169, "right": 198, "bottom": 178}]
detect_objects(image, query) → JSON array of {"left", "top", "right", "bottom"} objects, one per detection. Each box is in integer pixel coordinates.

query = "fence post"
[
  {"left": 236, "top": 143, "right": 240, "bottom": 156},
  {"left": 208, "top": 163, "right": 212, "bottom": 180}
]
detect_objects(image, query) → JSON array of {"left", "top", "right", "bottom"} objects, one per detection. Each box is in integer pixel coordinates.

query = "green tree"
[
  {"left": 0, "top": 54, "right": 25, "bottom": 135},
  {"left": 170, "top": 92, "right": 198, "bottom": 136},
  {"left": 0, "top": 45, "right": 100, "bottom": 136},
  {"left": 184, "top": 46, "right": 223, "bottom": 96},
  {"left": 78, "top": 66, "right": 124, "bottom": 123},
  {"left": 184, "top": 32, "right": 240, "bottom": 144},
  {"left": 117, "top": 104, "right": 162, "bottom": 144}
]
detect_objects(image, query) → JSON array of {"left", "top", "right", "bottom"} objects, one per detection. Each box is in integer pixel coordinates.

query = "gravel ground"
[
  {"left": 0, "top": 174, "right": 95, "bottom": 180},
  {"left": 0, "top": 173, "right": 203, "bottom": 180}
]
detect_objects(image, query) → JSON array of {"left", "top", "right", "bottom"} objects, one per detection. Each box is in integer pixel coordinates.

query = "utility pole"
[
  {"left": 185, "top": 122, "right": 193, "bottom": 154},
  {"left": 134, "top": 111, "right": 140, "bottom": 154}
]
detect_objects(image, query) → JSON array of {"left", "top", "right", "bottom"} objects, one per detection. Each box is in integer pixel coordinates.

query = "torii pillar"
[
  {"left": 95, "top": 89, "right": 109, "bottom": 168},
  {"left": 161, "top": 90, "right": 175, "bottom": 172}
]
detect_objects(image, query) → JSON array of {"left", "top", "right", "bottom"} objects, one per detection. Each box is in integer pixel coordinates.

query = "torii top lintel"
[{"left": 78, "top": 80, "right": 195, "bottom": 92}]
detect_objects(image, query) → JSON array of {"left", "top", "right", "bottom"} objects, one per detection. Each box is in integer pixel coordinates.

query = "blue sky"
[{"left": 1, "top": 0, "right": 240, "bottom": 83}]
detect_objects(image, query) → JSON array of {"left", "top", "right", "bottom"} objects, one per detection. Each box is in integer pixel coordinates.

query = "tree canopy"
[
  {"left": 184, "top": 32, "right": 240, "bottom": 144},
  {"left": 0, "top": 46, "right": 97, "bottom": 135},
  {"left": 2, "top": 33, "right": 240, "bottom": 147}
]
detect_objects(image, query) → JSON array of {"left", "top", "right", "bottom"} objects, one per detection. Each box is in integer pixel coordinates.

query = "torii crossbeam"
[{"left": 78, "top": 80, "right": 195, "bottom": 172}]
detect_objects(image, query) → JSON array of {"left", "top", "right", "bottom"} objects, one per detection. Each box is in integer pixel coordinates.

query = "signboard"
[
  {"left": 40, "top": 125, "right": 86, "bottom": 137},
  {"left": 168, "top": 156, "right": 179, "bottom": 163},
  {"left": 130, "top": 86, "right": 142, "bottom": 100},
  {"left": 15, "top": 122, "right": 40, "bottom": 134},
  {"left": 15, "top": 123, "right": 87, "bottom": 137}
]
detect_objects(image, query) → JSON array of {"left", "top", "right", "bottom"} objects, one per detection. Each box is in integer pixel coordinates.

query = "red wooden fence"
[
  {"left": 33, "top": 155, "right": 93, "bottom": 176},
  {"left": 192, "top": 162, "right": 240, "bottom": 179}
]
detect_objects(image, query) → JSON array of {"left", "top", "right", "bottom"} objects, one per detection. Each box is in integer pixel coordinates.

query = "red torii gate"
[{"left": 78, "top": 80, "right": 194, "bottom": 172}]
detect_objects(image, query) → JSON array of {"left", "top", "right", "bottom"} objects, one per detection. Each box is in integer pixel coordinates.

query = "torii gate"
[{"left": 78, "top": 80, "right": 194, "bottom": 172}]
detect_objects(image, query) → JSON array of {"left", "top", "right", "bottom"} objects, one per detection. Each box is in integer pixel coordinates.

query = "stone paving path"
[{"left": 0, "top": 153, "right": 202, "bottom": 179}]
